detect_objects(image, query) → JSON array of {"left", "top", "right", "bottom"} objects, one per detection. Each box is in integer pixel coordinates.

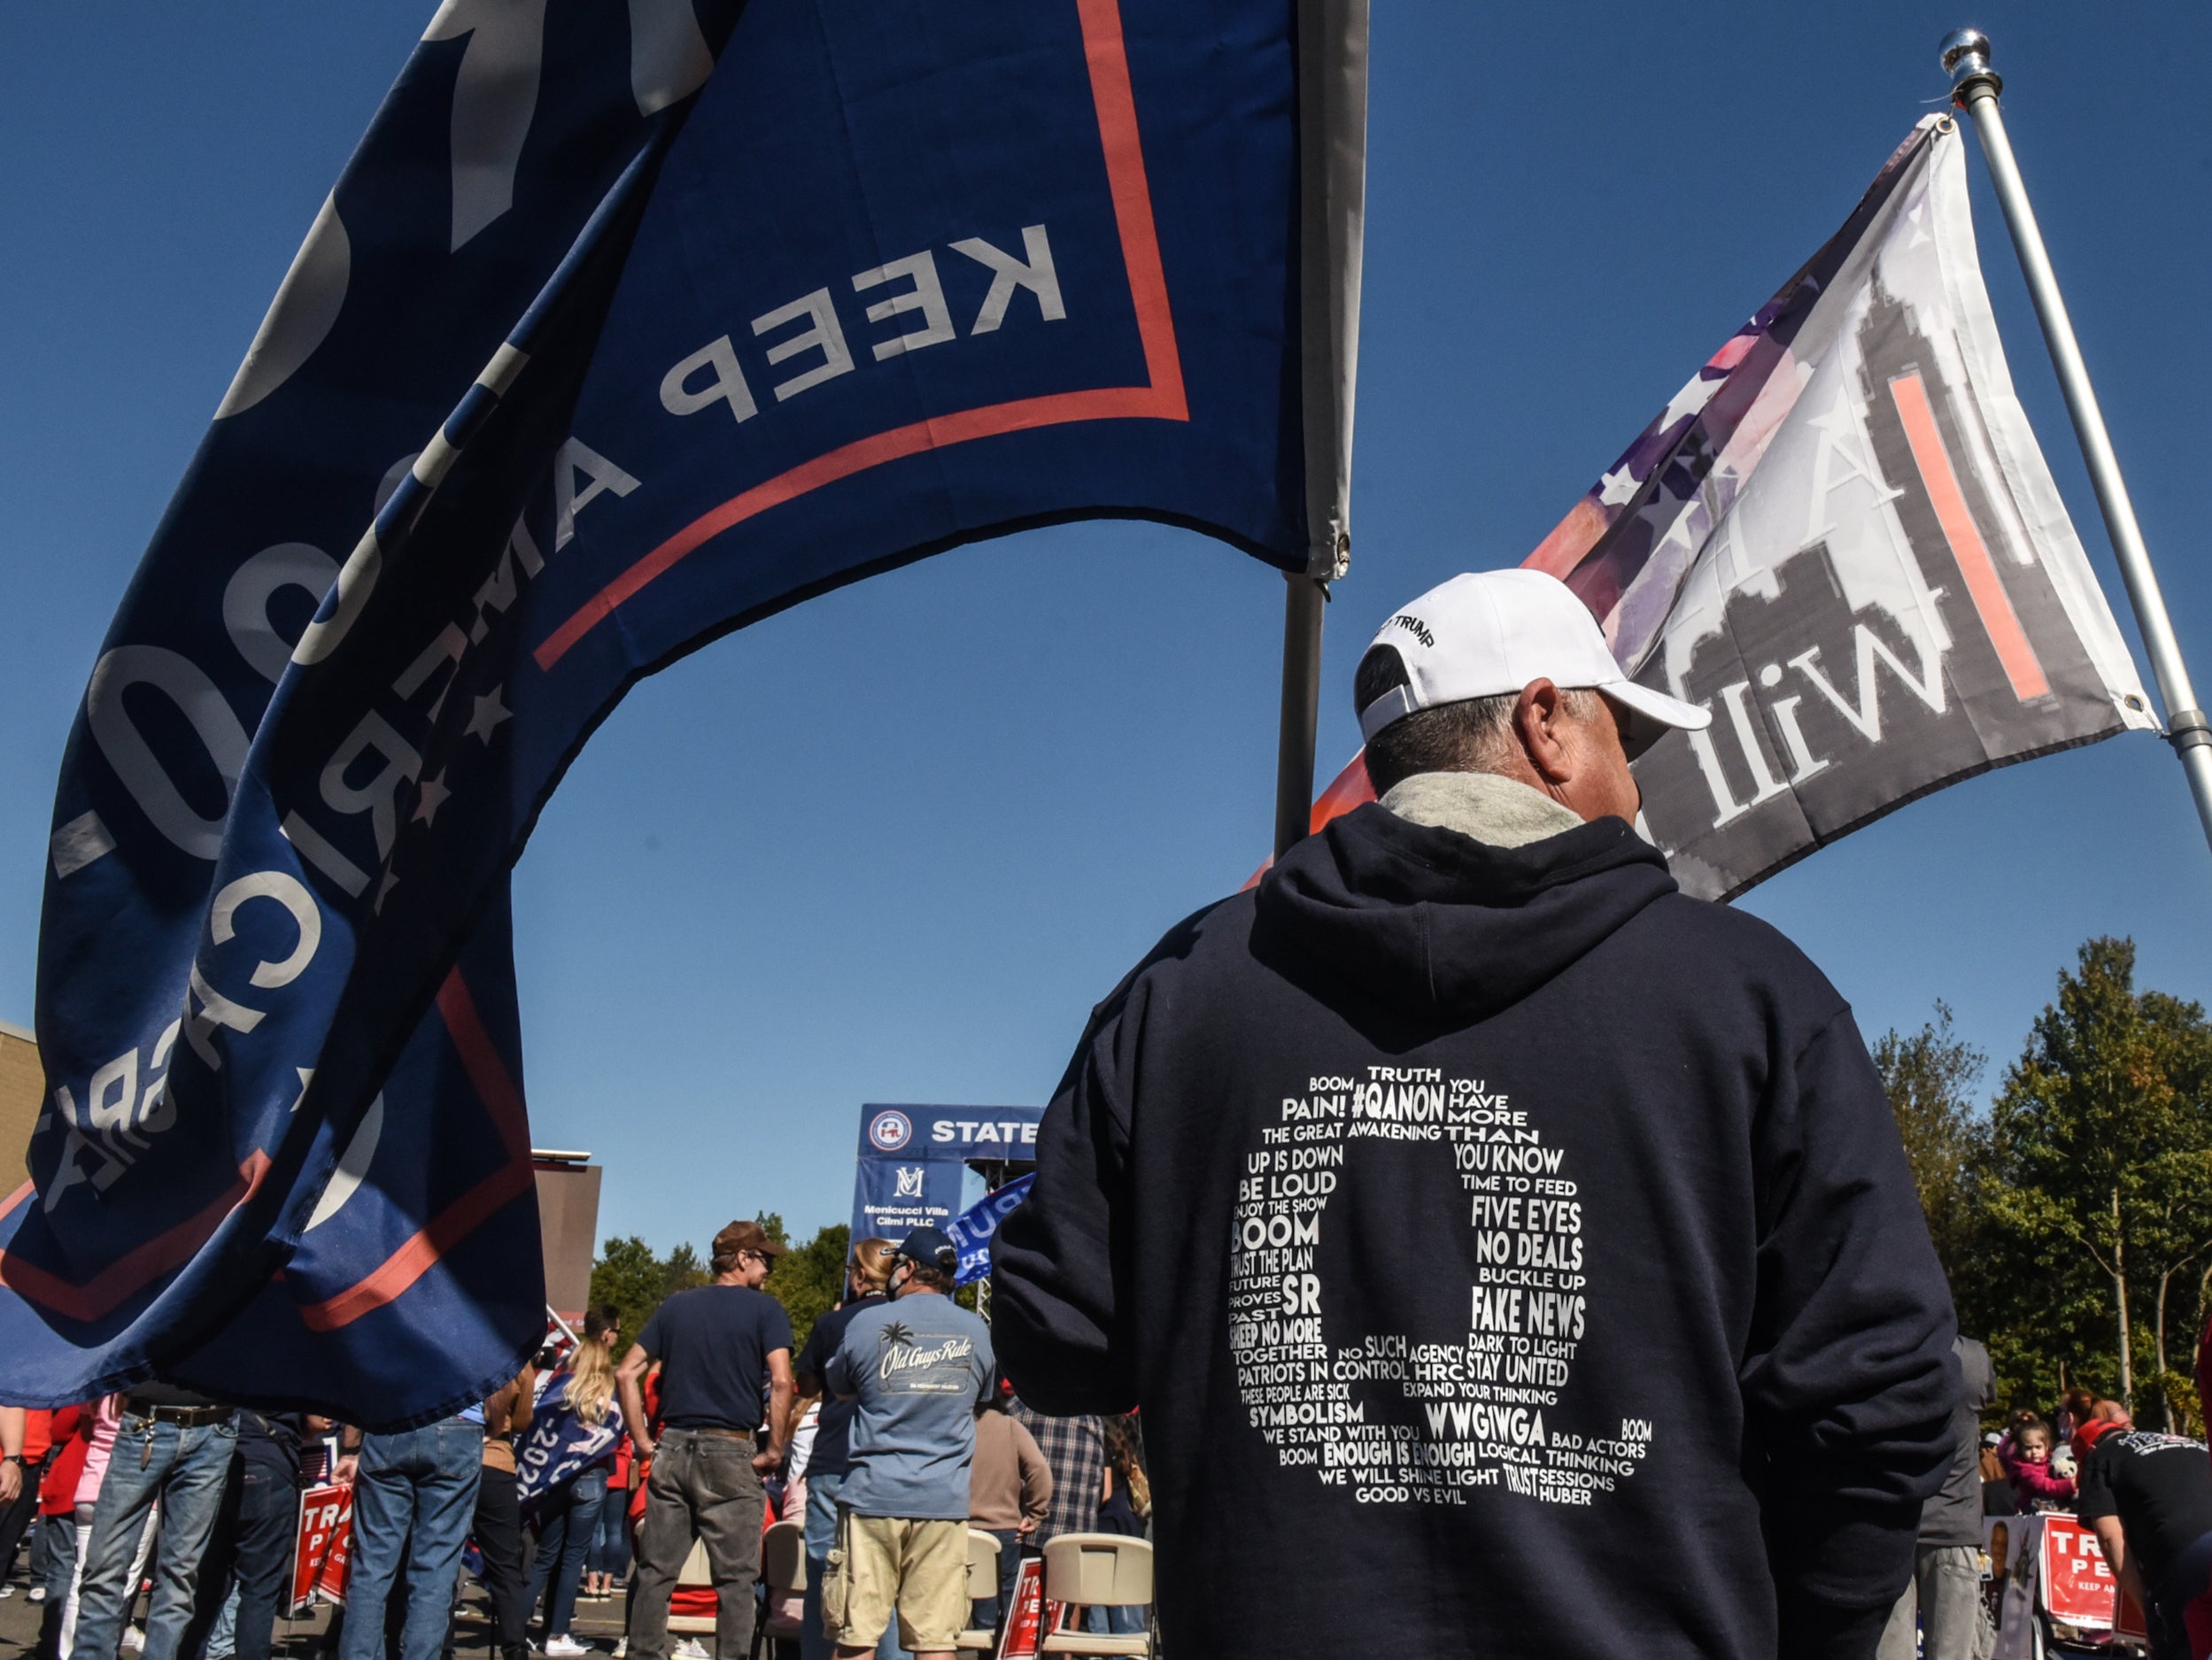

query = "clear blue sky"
[{"left": 3, "top": 4, "right": 2208, "bottom": 1258}]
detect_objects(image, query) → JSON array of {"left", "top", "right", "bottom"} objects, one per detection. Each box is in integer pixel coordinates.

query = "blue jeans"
[
  {"left": 968, "top": 1529, "right": 1022, "bottom": 1637},
  {"left": 200, "top": 1582, "right": 240, "bottom": 1660},
  {"left": 800, "top": 1473, "right": 907, "bottom": 1660},
  {"left": 526, "top": 1467, "right": 607, "bottom": 1637},
  {"left": 73, "top": 1413, "right": 239, "bottom": 1660},
  {"left": 36, "top": 1508, "right": 77, "bottom": 1600},
  {"left": 340, "top": 1420, "right": 483, "bottom": 1660},
  {"left": 183, "top": 1463, "right": 298, "bottom": 1660},
  {"left": 586, "top": 1483, "right": 630, "bottom": 1578},
  {"left": 36, "top": 1509, "right": 79, "bottom": 1660},
  {"left": 1084, "top": 1605, "right": 1146, "bottom": 1637}
]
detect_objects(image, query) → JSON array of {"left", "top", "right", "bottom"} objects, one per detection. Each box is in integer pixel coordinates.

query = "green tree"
[
  {"left": 588, "top": 1234, "right": 714, "bottom": 1345},
  {"left": 767, "top": 1224, "right": 852, "bottom": 1356},
  {"left": 662, "top": 1242, "right": 711, "bottom": 1295},
  {"left": 589, "top": 1235, "right": 667, "bottom": 1341},
  {"left": 1981, "top": 938, "right": 2212, "bottom": 1417},
  {"left": 1874, "top": 1001, "right": 1987, "bottom": 1280}
]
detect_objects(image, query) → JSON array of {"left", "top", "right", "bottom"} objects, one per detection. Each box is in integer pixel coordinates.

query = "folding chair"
[
  {"left": 955, "top": 1529, "right": 1003, "bottom": 1652},
  {"left": 750, "top": 1519, "right": 808, "bottom": 1660},
  {"left": 1038, "top": 1534, "right": 1152, "bottom": 1658}
]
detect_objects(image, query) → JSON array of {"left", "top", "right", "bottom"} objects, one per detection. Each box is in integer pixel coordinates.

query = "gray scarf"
[{"left": 1378, "top": 770, "right": 1584, "bottom": 849}]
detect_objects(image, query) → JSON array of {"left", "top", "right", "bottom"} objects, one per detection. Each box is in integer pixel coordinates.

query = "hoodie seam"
[
  {"left": 1789, "top": 1003, "right": 1859, "bottom": 1075},
  {"left": 1420, "top": 903, "right": 1437, "bottom": 1007}
]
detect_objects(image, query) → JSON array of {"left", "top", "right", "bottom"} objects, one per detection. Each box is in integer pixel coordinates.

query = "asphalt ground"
[{"left": 0, "top": 1522, "right": 640, "bottom": 1660}]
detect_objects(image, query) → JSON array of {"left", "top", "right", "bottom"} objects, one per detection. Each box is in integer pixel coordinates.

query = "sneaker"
[
  {"left": 610, "top": 1643, "right": 627, "bottom": 1658},
  {"left": 0, "top": 1585, "right": 13, "bottom": 1598},
  {"left": 28, "top": 1587, "right": 48, "bottom": 1604},
  {"left": 675, "top": 1640, "right": 709, "bottom": 1659},
  {"left": 545, "top": 1640, "right": 588, "bottom": 1657}
]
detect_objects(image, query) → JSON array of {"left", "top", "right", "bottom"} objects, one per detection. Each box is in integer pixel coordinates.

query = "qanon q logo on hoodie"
[{"left": 1226, "top": 1068, "right": 1652, "bottom": 1508}]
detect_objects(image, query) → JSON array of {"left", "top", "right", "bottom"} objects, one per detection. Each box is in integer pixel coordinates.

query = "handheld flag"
[
  {"left": 514, "top": 1373, "right": 623, "bottom": 1512},
  {"left": 1539, "top": 114, "right": 2152, "bottom": 896},
  {"left": 4, "top": 0, "right": 1368, "bottom": 1422},
  {"left": 948, "top": 1174, "right": 1036, "bottom": 1287},
  {"left": 1287, "top": 116, "right": 2152, "bottom": 900}
]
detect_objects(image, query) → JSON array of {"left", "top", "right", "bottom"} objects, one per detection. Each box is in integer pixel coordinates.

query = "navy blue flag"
[
  {"left": 515, "top": 1371, "right": 624, "bottom": 1513},
  {"left": 948, "top": 1175, "right": 1035, "bottom": 1287},
  {"left": 1, "top": 0, "right": 1366, "bottom": 1423}
]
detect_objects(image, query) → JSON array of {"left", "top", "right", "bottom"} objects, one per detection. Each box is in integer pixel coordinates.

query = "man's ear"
[{"left": 1513, "top": 679, "right": 1574, "bottom": 784}]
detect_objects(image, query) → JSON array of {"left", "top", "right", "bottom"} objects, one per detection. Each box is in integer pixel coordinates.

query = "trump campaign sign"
[
  {"left": 290, "top": 1483, "right": 354, "bottom": 1611},
  {"left": 1, "top": 0, "right": 1367, "bottom": 1422}
]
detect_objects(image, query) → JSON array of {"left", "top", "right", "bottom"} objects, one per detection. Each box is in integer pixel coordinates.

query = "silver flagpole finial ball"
[{"left": 1938, "top": 28, "right": 2000, "bottom": 97}]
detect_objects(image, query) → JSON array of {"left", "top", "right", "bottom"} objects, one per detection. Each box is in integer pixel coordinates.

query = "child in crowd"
[{"left": 1998, "top": 1412, "right": 2077, "bottom": 1509}]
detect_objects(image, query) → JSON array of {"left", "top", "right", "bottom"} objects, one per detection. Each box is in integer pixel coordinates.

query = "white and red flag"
[{"left": 1295, "top": 115, "right": 2154, "bottom": 899}]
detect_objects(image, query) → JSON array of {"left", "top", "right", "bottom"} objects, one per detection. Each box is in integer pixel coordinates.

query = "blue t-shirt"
[
  {"left": 825, "top": 1293, "right": 994, "bottom": 1520},
  {"left": 794, "top": 1293, "right": 888, "bottom": 1479},
  {"left": 638, "top": 1285, "right": 793, "bottom": 1430}
]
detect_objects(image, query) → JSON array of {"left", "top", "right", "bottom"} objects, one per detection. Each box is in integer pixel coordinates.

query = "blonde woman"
[
  {"left": 522, "top": 1311, "right": 626, "bottom": 1656},
  {"left": 584, "top": 1308, "right": 633, "bottom": 1602}
]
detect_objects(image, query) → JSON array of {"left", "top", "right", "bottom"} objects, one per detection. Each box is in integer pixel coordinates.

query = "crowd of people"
[
  {"left": 16, "top": 567, "right": 2212, "bottom": 1660},
  {"left": 1976, "top": 1387, "right": 2139, "bottom": 1518},
  {"left": 1875, "top": 1335, "right": 2212, "bottom": 1660},
  {"left": 0, "top": 1220, "right": 1151, "bottom": 1660}
]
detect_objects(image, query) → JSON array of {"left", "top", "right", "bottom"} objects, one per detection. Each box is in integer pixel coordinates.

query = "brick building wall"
[{"left": 0, "top": 1020, "right": 40, "bottom": 1182}]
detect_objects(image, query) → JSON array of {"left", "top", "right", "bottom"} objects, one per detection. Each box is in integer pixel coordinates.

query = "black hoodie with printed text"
[{"left": 994, "top": 803, "right": 1958, "bottom": 1660}]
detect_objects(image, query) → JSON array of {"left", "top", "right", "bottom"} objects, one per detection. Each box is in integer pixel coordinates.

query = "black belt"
[
  {"left": 125, "top": 1400, "right": 228, "bottom": 1427},
  {"left": 669, "top": 1425, "right": 757, "bottom": 1440}
]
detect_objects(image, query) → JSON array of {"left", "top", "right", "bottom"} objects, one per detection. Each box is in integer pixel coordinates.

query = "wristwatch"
[{"left": 1, "top": 1455, "right": 22, "bottom": 1466}]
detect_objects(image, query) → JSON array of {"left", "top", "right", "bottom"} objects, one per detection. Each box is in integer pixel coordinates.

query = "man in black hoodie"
[{"left": 993, "top": 569, "right": 1960, "bottom": 1660}]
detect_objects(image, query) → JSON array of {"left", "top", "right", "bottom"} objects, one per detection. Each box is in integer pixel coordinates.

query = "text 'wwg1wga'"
[{"left": 1226, "top": 1068, "right": 1651, "bottom": 1509}]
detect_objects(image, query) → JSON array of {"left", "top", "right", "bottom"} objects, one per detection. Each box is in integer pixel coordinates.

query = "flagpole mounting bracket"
[{"left": 2167, "top": 710, "right": 2212, "bottom": 754}]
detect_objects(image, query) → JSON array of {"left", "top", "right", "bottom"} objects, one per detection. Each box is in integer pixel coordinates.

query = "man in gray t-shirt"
[
  {"left": 824, "top": 1229, "right": 994, "bottom": 1660},
  {"left": 1878, "top": 1335, "right": 1996, "bottom": 1660}
]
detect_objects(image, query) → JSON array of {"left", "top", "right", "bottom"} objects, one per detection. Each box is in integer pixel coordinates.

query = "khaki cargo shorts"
[{"left": 821, "top": 1508, "right": 970, "bottom": 1652}]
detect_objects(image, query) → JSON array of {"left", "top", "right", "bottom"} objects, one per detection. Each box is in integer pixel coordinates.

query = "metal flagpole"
[
  {"left": 1942, "top": 29, "right": 2212, "bottom": 855},
  {"left": 1275, "top": 575, "right": 1327, "bottom": 856},
  {"left": 545, "top": 1302, "right": 578, "bottom": 1345},
  {"left": 1279, "top": 0, "right": 1368, "bottom": 858}
]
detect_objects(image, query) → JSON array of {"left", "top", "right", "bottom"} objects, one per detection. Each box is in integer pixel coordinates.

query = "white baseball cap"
[{"left": 1356, "top": 569, "right": 1711, "bottom": 751}]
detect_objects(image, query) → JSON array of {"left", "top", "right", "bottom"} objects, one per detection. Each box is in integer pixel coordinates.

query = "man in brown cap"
[{"left": 618, "top": 1220, "right": 795, "bottom": 1660}]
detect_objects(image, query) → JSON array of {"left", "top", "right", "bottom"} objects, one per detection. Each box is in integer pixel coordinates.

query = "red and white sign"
[
  {"left": 2039, "top": 1512, "right": 2117, "bottom": 1631},
  {"left": 2116, "top": 1577, "right": 2150, "bottom": 1645},
  {"left": 290, "top": 1484, "right": 354, "bottom": 1611},
  {"left": 995, "top": 1557, "right": 1071, "bottom": 1660},
  {"left": 1987, "top": 1511, "right": 2145, "bottom": 1660}
]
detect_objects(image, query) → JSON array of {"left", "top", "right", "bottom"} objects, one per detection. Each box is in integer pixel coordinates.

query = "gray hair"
[{"left": 1356, "top": 644, "right": 1601, "bottom": 795}]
